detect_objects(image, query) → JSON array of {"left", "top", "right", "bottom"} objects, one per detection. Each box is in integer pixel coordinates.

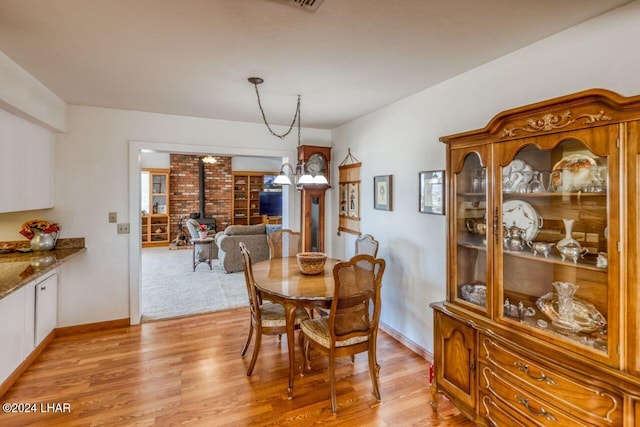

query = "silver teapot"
[
  {"left": 557, "top": 243, "right": 589, "bottom": 263},
  {"left": 527, "top": 241, "right": 555, "bottom": 258},
  {"left": 503, "top": 224, "right": 526, "bottom": 251}
]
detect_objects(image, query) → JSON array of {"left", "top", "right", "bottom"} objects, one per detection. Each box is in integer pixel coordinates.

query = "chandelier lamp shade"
[{"left": 273, "top": 162, "right": 329, "bottom": 187}]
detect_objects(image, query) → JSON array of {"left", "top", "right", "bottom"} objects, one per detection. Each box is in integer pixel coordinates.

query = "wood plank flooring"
[{"left": 1, "top": 308, "right": 474, "bottom": 426}]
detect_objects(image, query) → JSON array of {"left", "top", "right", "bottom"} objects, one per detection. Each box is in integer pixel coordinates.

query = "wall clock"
[
  {"left": 297, "top": 145, "right": 331, "bottom": 252},
  {"left": 306, "top": 153, "right": 327, "bottom": 176}
]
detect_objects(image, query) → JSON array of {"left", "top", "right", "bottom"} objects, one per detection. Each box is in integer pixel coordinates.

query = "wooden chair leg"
[
  {"left": 240, "top": 321, "right": 253, "bottom": 357},
  {"left": 303, "top": 338, "right": 311, "bottom": 372},
  {"left": 368, "top": 347, "right": 381, "bottom": 400},
  {"left": 329, "top": 351, "right": 337, "bottom": 414},
  {"left": 246, "top": 332, "right": 262, "bottom": 377}
]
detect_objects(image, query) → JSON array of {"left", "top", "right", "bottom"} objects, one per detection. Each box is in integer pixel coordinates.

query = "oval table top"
[{"left": 252, "top": 256, "right": 340, "bottom": 302}]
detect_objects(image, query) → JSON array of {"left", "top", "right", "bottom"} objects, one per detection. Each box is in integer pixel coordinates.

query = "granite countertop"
[{"left": 0, "top": 238, "right": 86, "bottom": 300}]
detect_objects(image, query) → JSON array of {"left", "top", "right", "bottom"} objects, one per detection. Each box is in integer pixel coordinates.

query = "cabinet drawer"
[
  {"left": 480, "top": 335, "right": 621, "bottom": 425},
  {"left": 480, "top": 364, "right": 582, "bottom": 426},
  {"left": 479, "top": 392, "right": 528, "bottom": 427}
]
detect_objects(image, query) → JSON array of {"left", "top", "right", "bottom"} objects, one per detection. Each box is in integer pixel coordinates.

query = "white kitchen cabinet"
[
  {"left": 0, "top": 109, "right": 55, "bottom": 213},
  {"left": 35, "top": 273, "right": 58, "bottom": 346},
  {"left": 0, "top": 287, "right": 26, "bottom": 385},
  {"left": 0, "top": 271, "right": 58, "bottom": 386},
  {"left": 23, "top": 121, "right": 54, "bottom": 211}
]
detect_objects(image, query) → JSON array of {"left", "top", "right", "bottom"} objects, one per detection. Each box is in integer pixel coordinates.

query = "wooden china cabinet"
[
  {"left": 141, "top": 168, "right": 170, "bottom": 247},
  {"left": 431, "top": 89, "right": 640, "bottom": 426}
]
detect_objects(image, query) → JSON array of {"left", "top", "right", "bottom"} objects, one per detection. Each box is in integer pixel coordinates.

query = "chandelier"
[
  {"left": 249, "top": 77, "right": 327, "bottom": 186},
  {"left": 201, "top": 155, "right": 217, "bottom": 164}
]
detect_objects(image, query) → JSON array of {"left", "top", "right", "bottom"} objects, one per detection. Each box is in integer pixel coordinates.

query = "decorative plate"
[
  {"left": 536, "top": 292, "right": 607, "bottom": 333},
  {"left": 503, "top": 200, "right": 542, "bottom": 241},
  {"left": 551, "top": 153, "right": 597, "bottom": 189}
]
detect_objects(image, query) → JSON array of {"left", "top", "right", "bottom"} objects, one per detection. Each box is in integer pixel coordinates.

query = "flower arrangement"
[
  {"left": 199, "top": 224, "right": 208, "bottom": 232},
  {"left": 20, "top": 220, "right": 60, "bottom": 240}
]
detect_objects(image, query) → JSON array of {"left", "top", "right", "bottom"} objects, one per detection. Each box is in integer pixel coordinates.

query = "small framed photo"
[
  {"left": 419, "top": 170, "right": 445, "bottom": 215},
  {"left": 374, "top": 175, "right": 393, "bottom": 211}
]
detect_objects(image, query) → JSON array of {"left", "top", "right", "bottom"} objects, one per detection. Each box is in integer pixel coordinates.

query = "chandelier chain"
[{"left": 253, "top": 82, "right": 301, "bottom": 143}]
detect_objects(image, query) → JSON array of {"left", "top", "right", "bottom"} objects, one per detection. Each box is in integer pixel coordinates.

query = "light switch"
[{"left": 109, "top": 212, "right": 117, "bottom": 223}]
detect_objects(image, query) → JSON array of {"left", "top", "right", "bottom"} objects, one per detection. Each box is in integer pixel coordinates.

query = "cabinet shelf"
[
  {"left": 503, "top": 191, "right": 607, "bottom": 198},
  {"left": 231, "top": 171, "right": 279, "bottom": 225},
  {"left": 141, "top": 168, "right": 170, "bottom": 247}
]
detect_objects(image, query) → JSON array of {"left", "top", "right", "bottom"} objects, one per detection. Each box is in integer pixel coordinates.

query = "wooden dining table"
[{"left": 252, "top": 256, "right": 340, "bottom": 399}]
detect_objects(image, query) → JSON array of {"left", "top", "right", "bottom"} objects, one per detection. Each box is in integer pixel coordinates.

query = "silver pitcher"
[{"left": 504, "top": 224, "right": 526, "bottom": 251}]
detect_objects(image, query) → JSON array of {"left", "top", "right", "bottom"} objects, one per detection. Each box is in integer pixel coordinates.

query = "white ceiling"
[{"left": 0, "top": 0, "right": 632, "bottom": 130}]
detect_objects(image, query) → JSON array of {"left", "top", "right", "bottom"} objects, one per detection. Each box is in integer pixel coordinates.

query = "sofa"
[{"left": 215, "top": 223, "right": 281, "bottom": 273}]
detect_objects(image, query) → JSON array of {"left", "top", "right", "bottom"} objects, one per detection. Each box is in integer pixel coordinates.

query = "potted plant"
[{"left": 198, "top": 224, "right": 208, "bottom": 239}]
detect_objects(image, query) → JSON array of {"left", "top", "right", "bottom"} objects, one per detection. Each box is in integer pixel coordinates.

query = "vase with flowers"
[
  {"left": 198, "top": 224, "right": 208, "bottom": 239},
  {"left": 20, "top": 220, "right": 60, "bottom": 251}
]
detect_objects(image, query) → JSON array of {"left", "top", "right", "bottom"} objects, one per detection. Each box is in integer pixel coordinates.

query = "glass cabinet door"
[
  {"left": 451, "top": 148, "right": 490, "bottom": 313},
  {"left": 497, "top": 127, "right": 618, "bottom": 362}
]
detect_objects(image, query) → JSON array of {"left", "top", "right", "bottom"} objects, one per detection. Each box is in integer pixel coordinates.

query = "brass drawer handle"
[
  {"left": 515, "top": 394, "right": 558, "bottom": 422},
  {"left": 514, "top": 361, "right": 557, "bottom": 385}
]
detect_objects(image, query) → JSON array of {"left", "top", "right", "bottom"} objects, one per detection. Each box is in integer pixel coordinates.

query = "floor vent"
[{"left": 271, "top": 0, "right": 325, "bottom": 12}]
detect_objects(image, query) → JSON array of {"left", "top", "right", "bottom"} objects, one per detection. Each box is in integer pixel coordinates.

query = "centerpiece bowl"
[{"left": 296, "top": 252, "right": 327, "bottom": 275}]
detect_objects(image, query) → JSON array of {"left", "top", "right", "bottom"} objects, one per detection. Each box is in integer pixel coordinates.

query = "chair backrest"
[
  {"left": 185, "top": 219, "right": 201, "bottom": 239},
  {"left": 268, "top": 229, "right": 301, "bottom": 258},
  {"left": 355, "top": 234, "right": 379, "bottom": 258},
  {"left": 239, "top": 242, "right": 261, "bottom": 324},
  {"left": 329, "top": 254, "right": 385, "bottom": 343}
]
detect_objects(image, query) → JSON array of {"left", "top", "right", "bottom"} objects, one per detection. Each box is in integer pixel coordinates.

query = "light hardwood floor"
[{"left": 1, "top": 308, "right": 473, "bottom": 426}]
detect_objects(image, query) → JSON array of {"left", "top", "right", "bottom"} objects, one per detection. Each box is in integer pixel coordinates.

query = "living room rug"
[{"left": 141, "top": 246, "right": 248, "bottom": 322}]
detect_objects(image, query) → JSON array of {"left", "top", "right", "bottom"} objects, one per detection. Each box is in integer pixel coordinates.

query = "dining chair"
[
  {"left": 355, "top": 234, "right": 379, "bottom": 257},
  {"left": 239, "top": 242, "right": 309, "bottom": 376},
  {"left": 315, "top": 234, "right": 380, "bottom": 319},
  {"left": 267, "top": 229, "right": 301, "bottom": 259},
  {"left": 300, "top": 254, "right": 386, "bottom": 414}
]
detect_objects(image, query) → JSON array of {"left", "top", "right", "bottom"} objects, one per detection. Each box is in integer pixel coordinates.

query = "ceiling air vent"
[{"left": 271, "top": 0, "right": 325, "bottom": 12}]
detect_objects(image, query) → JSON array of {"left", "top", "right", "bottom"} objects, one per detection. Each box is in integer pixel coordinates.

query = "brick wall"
[{"left": 169, "top": 154, "right": 232, "bottom": 241}]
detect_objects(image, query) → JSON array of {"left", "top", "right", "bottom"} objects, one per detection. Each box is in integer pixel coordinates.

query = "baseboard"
[
  {"left": 55, "top": 318, "right": 131, "bottom": 337},
  {"left": 380, "top": 322, "right": 433, "bottom": 362},
  {"left": 0, "top": 330, "right": 55, "bottom": 398}
]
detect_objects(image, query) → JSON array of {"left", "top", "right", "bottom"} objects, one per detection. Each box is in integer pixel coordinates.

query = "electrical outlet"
[
  {"left": 117, "top": 223, "right": 130, "bottom": 234},
  {"left": 109, "top": 212, "right": 117, "bottom": 223}
]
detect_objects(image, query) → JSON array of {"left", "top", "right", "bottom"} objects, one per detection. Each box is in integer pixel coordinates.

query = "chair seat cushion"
[
  {"left": 301, "top": 316, "right": 369, "bottom": 348},
  {"left": 259, "top": 303, "right": 309, "bottom": 327}
]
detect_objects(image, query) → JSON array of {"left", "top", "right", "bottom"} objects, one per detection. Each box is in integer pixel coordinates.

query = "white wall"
[
  {"left": 232, "top": 156, "right": 282, "bottom": 172},
  {"left": 330, "top": 1, "right": 640, "bottom": 353},
  {"left": 140, "top": 152, "right": 170, "bottom": 169},
  {"left": 0, "top": 50, "right": 65, "bottom": 132}
]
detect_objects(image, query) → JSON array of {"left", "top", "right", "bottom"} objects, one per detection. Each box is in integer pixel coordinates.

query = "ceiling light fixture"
[
  {"left": 249, "top": 77, "right": 323, "bottom": 187},
  {"left": 201, "top": 155, "right": 217, "bottom": 164}
]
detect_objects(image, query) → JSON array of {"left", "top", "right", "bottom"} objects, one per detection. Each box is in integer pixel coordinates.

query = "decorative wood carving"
[{"left": 501, "top": 110, "right": 613, "bottom": 138}]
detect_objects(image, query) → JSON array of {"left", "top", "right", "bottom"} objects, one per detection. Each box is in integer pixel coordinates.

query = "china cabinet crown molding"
[{"left": 431, "top": 89, "right": 640, "bottom": 426}]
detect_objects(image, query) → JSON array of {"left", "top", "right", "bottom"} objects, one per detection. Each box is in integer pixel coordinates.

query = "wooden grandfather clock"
[{"left": 298, "top": 145, "right": 331, "bottom": 252}]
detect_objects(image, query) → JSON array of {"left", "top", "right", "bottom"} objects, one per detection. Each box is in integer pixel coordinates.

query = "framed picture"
[
  {"left": 419, "top": 170, "right": 445, "bottom": 215},
  {"left": 374, "top": 175, "right": 393, "bottom": 211}
]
